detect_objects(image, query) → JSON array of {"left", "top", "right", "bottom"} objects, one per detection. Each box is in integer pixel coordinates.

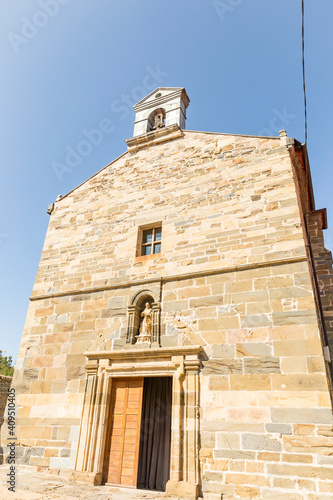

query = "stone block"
[
  {"left": 30, "top": 456, "right": 49, "bottom": 467},
  {"left": 244, "top": 357, "right": 280, "bottom": 374},
  {"left": 212, "top": 344, "right": 235, "bottom": 358},
  {"left": 44, "top": 448, "right": 59, "bottom": 458},
  {"left": 163, "top": 300, "right": 189, "bottom": 312},
  {"left": 201, "top": 331, "right": 226, "bottom": 344},
  {"left": 267, "top": 463, "right": 333, "bottom": 481},
  {"left": 273, "top": 477, "right": 297, "bottom": 489},
  {"left": 265, "top": 421, "right": 293, "bottom": 435},
  {"left": 214, "top": 449, "right": 256, "bottom": 460},
  {"left": 318, "top": 455, "right": 333, "bottom": 465},
  {"left": 49, "top": 456, "right": 75, "bottom": 470},
  {"left": 242, "top": 433, "right": 281, "bottom": 452},
  {"left": 319, "top": 481, "right": 333, "bottom": 493},
  {"left": 65, "top": 354, "right": 87, "bottom": 367},
  {"left": 178, "top": 286, "right": 211, "bottom": 299},
  {"left": 45, "top": 367, "right": 66, "bottom": 381},
  {"left": 200, "top": 432, "right": 216, "bottom": 448},
  {"left": 230, "top": 374, "right": 271, "bottom": 391},
  {"left": 218, "top": 316, "right": 240, "bottom": 329},
  {"left": 246, "top": 461, "right": 265, "bottom": 473},
  {"left": 194, "top": 306, "right": 217, "bottom": 318},
  {"left": 235, "top": 485, "right": 261, "bottom": 498},
  {"left": 224, "top": 472, "right": 270, "bottom": 487},
  {"left": 203, "top": 360, "right": 243, "bottom": 375},
  {"left": 107, "top": 297, "right": 124, "bottom": 309},
  {"left": 160, "top": 334, "right": 178, "bottom": 347},
  {"left": 216, "top": 433, "right": 240, "bottom": 450},
  {"left": 307, "top": 356, "right": 326, "bottom": 373},
  {"left": 262, "top": 489, "right": 302, "bottom": 500},
  {"left": 273, "top": 339, "right": 322, "bottom": 356},
  {"left": 22, "top": 368, "right": 39, "bottom": 382},
  {"left": 190, "top": 296, "right": 223, "bottom": 308},
  {"left": 271, "top": 373, "right": 328, "bottom": 391},
  {"left": 283, "top": 435, "right": 333, "bottom": 454},
  {"left": 209, "top": 459, "right": 228, "bottom": 471},
  {"left": 201, "top": 421, "right": 264, "bottom": 433},
  {"left": 282, "top": 453, "right": 313, "bottom": 464},
  {"left": 257, "top": 451, "right": 280, "bottom": 462},
  {"left": 32, "top": 356, "right": 54, "bottom": 368},
  {"left": 208, "top": 376, "right": 230, "bottom": 391},
  {"left": 242, "top": 314, "right": 272, "bottom": 327},
  {"left": 201, "top": 471, "right": 224, "bottom": 482},
  {"left": 199, "top": 447, "right": 213, "bottom": 459},
  {"left": 236, "top": 342, "right": 272, "bottom": 357},
  {"left": 280, "top": 356, "right": 307, "bottom": 373},
  {"left": 66, "top": 365, "right": 86, "bottom": 380},
  {"left": 272, "top": 311, "right": 317, "bottom": 326},
  {"left": 271, "top": 407, "right": 333, "bottom": 424},
  {"left": 60, "top": 448, "right": 71, "bottom": 457},
  {"left": 29, "top": 381, "right": 53, "bottom": 394}
]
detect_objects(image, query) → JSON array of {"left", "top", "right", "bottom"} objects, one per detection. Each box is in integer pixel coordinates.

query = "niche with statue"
[{"left": 126, "top": 290, "right": 161, "bottom": 346}]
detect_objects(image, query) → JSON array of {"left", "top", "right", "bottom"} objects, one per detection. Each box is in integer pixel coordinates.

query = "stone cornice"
[
  {"left": 85, "top": 345, "right": 203, "bottom": 360},
  {"left": 125, "top": 123, "right": 183, "bottom": 152}
]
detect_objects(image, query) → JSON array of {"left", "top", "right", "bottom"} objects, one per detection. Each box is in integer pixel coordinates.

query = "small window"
[{"left": 141, "top": 227, "right": 162, "bottom": 256}]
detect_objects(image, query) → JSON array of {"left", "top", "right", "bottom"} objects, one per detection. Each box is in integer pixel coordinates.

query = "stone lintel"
[
  {"left": 125, "top": 124, "right": 183, "bottom": 152},
  {"left": 85, "top": 345, "right": 203, "bottom": 361}
]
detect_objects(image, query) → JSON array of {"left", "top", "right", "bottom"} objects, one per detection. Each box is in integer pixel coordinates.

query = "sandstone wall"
[{"left": 6, "top": 131, "right": 333, "bottom": 499}]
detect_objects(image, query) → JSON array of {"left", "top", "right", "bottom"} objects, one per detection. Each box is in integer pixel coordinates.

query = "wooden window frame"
[{"left": 136, "top": 223, "right": 162, "bottom": 257}]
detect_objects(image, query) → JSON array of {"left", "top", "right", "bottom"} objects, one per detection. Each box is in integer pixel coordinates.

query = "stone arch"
[
  {"left": 130, "top": 289, "right": 158, "bottom": 307},
  {"left": 147, "top": 108, "right": 166, "bottom": 132},
  {"left": 126, "top": 289, "right": 161, "bottom": 345}
]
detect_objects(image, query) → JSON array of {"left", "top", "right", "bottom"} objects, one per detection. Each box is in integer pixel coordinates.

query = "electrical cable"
[{"left": 302, "top": 0, "right": 307, "bottom": 143}]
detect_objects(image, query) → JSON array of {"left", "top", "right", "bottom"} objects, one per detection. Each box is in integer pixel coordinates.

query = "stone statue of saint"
[
  {"left": 154, "top": 113, "right": 165, "bottom": 129},
  {"left": 136, "top": 303, "right": 153, "bottom": 343}
]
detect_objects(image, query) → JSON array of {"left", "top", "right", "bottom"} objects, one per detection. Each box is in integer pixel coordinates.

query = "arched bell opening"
[{"left": 147, "top": 108, "right": 166, "bottom": 132}]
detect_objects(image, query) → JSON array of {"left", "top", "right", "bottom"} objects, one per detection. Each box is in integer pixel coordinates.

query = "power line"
[{"left": 302, "top": 0, "right": 308, "bottom": 144}]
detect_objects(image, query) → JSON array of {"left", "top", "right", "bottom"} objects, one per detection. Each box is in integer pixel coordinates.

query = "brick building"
[{"left": 6, "top": 88, "right": 333, "bottom": 499}]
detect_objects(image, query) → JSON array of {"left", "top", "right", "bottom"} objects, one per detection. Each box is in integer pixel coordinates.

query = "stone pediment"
[{"left": 133, "top": 87, "right": 190, "bottom": 111}]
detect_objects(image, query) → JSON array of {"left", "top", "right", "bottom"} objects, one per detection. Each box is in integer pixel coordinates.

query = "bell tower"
[{"left": 132, "top": 87, "right": 190, "bottom": 137}]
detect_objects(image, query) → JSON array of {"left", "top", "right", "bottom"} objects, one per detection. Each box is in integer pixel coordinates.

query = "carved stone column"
[
  {"left": 74, "top": 360, "right": 99, "bottom": 479},
  {"left": 126, "top": 305, "right": 137, "bottom": 343},
  {"left": 184, "top": 355, "right": 201, "bottom": 487},
  {"left": 74, "top": 359, "right": 111, "bottom": 485},
  {"left": 166, "top": 353, "right": 201, "bottom": 499},
  {"left": 152, "top": 302, "right": 161, "bottom": 345}
]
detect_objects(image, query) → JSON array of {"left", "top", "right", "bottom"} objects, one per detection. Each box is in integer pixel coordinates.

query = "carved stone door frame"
[{"left": 74, "top": 346, "right": 203, "bottom": 499}]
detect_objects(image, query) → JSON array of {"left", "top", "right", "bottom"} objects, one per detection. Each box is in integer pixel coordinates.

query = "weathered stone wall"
[
  {"left": 0, "top": 375, "right": 12, "bottom": 427},
  {"left": 0, "top": 375, "right": 12, "bottom": 465},
  {"left": 307, "top": 210, "right": 333, "bottom": 360},
  {"left": 6, "top": 130, "right": 333, "bottom": 498},
  {"left": 30, "top": 132, "right": 306, "bottom": 297}
]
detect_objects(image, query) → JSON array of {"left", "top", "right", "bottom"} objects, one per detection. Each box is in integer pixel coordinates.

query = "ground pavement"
[{"left": 0, "top": 466, "right": 183, "bottom": 500}]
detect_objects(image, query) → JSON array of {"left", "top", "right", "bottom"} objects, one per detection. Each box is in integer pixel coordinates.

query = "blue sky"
[{"left": 1, "top": 1, "right": 333, "bottom": 361}]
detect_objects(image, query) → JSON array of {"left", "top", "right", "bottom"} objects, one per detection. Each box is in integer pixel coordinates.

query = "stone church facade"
[{"left": 6, "top": 88, "right": 333, "bottom": 499}]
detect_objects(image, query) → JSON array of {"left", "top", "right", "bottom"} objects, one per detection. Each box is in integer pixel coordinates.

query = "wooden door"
[{"left": 104, "top": 378, "right": 144, "bottom": 486}]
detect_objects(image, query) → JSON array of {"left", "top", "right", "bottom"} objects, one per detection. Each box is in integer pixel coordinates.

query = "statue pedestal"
[{"left": 135, "top": 335, "right": 152, "bottom": 344}]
